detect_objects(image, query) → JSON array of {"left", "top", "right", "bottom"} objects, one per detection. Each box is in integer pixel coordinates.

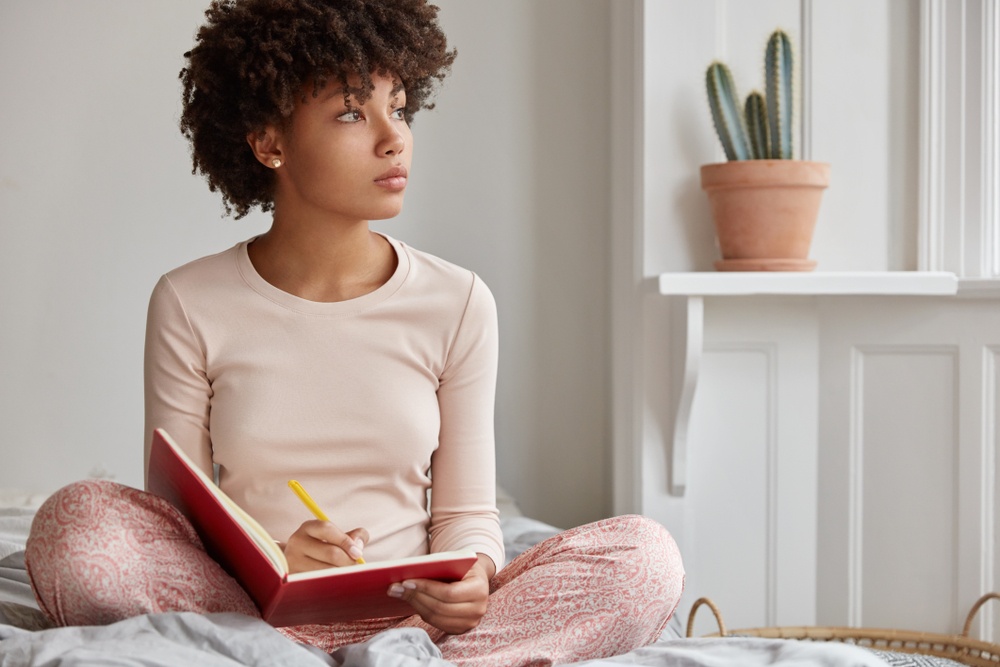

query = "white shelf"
[
  {"left": 956, "top": 279, "right": 1000, "bottom": 298},
  {"left": 658, "top": 271, "right": 959, "bottom": 296},
  {"left": 658, "top": 269, "right": 959, "bottom": 497},
  {"left": 657, "top": 270, "right": 1000, "bottom": 497}
]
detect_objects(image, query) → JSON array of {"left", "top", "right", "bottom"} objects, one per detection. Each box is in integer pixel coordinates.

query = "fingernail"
[
  {"left": 349, "top": 545, "right": 364, "bottom": 560},
  {"left": 388, "top": 584, "right": 404, "bottom": 598},
  {"left": 402, "top": 581, "right": 416, "bottom": 590}
]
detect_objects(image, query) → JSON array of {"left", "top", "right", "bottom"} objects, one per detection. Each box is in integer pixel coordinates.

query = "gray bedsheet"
[
  {"left": 0, "top": 612, "right": 335, "bottom": 666},
  {"left": 570, "top": 638, "right": 889, "bottom": 667},
  {"left": 0, "top": 507, "right": 893, "bottom": 667},
  {"left": 0, "top": 510, "right": 35, "bottom": 613},
  {"left": 0, "top": 617, "right": 893, "bottom": 667}
]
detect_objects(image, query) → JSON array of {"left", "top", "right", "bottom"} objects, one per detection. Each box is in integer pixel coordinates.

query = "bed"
[{"left": 0, "top": 489, "right": 982, "bottom": 666}]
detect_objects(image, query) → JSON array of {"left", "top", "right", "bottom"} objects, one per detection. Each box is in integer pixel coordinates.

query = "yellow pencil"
[{"left": 288, "top": 479, "right": 365, "bottom": 564}]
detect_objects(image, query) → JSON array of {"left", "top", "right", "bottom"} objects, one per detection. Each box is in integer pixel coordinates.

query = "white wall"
[
  {"left": 618, "top": 0, "right": 1000, "bottom": 638},
  {"left": 638, "top": 0, "right": 922, "bottom": 276},
  {"left": 0, "top": 1, "right": 612, "bottom": 529}
]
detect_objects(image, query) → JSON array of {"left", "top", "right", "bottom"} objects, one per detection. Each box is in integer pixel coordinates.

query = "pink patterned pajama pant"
[{"left": 25, "top": 480, "right": 684, "bottom": 667}]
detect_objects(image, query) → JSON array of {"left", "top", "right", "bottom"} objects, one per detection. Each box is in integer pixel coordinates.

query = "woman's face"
[{"left": 271, "top": 72, "right": 413, "bottom": 223}]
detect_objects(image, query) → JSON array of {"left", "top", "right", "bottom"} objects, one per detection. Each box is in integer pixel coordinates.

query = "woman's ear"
[{"left": 247, "top": 126, "right": 284, "bottom": 169}]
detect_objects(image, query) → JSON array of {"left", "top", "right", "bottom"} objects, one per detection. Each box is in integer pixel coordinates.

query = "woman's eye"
[
  {"left": 337, "top": 110, "right": 363, "bottom": 123},
  {"left": 391, "top": 107, "right": 406, "bottom": 120}
]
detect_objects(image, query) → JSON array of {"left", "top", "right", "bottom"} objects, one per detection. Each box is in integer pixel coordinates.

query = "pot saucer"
[{"left": 714, "top": 258, "right": 817, "bottom": 272}]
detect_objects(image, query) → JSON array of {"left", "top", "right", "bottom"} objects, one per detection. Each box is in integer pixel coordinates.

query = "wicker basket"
[{"left": 686, "top": 593, "right": 1000, "bottom": 667}]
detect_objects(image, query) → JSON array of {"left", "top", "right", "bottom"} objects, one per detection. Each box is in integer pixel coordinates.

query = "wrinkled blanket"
[
  {"left": 569, "top": 637, "right": 890, "bottom": 667},
  {"left": 0, "top": 612, "right": 333, "bottom": 666},
  {"left": 0, "top": 510, "right": 35, "bottom": 613},
  {"left": 0, "top": 507, "right": 895, "bottom": 667},
  {"left": 0, "top": 617, "right": 895, "bottom": 667}
]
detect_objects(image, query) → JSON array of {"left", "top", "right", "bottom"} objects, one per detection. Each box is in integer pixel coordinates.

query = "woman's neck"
[{"left": 247, "top": 218, "right": 397, "bottom": 303}]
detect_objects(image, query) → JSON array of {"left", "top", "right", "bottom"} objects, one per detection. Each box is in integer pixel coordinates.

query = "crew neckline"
[{"left": 235, "top": 232, "right": 409, "bottom": 316}]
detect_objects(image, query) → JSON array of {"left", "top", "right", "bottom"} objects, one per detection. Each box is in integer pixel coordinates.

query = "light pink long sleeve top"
[{"left": 143, "top": 235, "right": 504, "bottom": 570}]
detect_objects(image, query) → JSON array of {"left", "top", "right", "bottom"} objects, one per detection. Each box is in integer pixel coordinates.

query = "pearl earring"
[{"left": 271, "top": 158, "right": 282, "bottom": 168}]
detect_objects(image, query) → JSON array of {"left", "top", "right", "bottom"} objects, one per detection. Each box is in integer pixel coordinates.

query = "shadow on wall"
[{"left": 524, "top": 1, "right": 612, "bottom": 528}]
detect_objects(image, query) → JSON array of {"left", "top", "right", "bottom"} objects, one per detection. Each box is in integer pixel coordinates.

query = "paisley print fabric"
[
  {"left": 428, "top": 514, "right": 685, "bottom": 666},
  {"left": 25, "top": 480, "right": 259, "bottom": 625},
  {"left": 26, "top": 481, "right": 684, "bottom": 667}
]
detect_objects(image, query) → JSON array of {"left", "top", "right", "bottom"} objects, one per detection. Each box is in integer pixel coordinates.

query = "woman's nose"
[{"left": 377, "top": 120, "right": 405, "bottom": 157}]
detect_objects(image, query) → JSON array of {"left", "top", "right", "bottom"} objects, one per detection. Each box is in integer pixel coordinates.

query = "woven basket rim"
[
  {"left": 686, "top": 594, "right": 1000, "bottom": 666},
  {"left": 721, "top": 625, "right": 999, "bottom": 651}
]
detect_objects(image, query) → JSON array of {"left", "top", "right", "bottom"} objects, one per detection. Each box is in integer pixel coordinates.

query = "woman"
[{"left": 25, "top": 2, "right": 684, "bottom": 665}]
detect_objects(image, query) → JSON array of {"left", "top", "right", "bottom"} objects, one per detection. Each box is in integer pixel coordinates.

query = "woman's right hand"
[{"left": 283, "top": 521, "right": 369, "bottom": 573}]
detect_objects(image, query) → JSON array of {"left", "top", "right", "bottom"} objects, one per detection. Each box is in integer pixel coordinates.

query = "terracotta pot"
[{"left": 701, "top": 160, "right": 830, "bottom": 271}]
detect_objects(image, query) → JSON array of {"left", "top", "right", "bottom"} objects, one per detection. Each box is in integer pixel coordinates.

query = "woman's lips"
[
  {"left": 374, "top": 175, "right": 407, "bottom": 191},
  {"left": 375, "top": 166, "right": 407, "bottom": 191}
]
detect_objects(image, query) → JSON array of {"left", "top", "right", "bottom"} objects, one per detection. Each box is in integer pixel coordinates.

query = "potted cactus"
[{"left": 703, "top": 29, "right": 830, "bottom": 271}]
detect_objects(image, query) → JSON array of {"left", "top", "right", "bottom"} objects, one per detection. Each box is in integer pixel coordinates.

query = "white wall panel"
[
  {"left": 920, "top": 0, "right": 1000, "bottom": 277},
  {"left": 986, "top": 347, "right": 1000, "bottom": 641},
  {"left": 640, "top": 0, "right": 718, "bottom": 273},
  {"left": 677, "top": 298, "right": 819, "bottom": 631},
  {"left": 621, "top": 0, "right": 1000, "bottom": 641},
  {"left": 853, "top": 347, "right": 959, "bottom": 630},
  {"left": 811, "top": 1, "right": 920, "bottom": 271},
  {"left": 819, "top": 297, "right": 1000, "bottom": 636},
  {"left": 685, "top": 346, "right": 772, "bottom": 631}
]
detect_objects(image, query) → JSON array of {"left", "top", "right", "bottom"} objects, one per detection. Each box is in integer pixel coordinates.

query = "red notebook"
[{"left": 147, "top": 428, "right": 477, "bottom": 627}]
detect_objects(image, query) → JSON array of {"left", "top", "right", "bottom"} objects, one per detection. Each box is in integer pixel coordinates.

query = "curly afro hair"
[{"left": 179, "top": 0, "right": 456, "bottom": 219}]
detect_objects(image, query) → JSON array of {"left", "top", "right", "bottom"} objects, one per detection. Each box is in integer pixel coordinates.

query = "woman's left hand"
[{"left": 388, "top": 554, "right": 495, "bottom": 634}]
